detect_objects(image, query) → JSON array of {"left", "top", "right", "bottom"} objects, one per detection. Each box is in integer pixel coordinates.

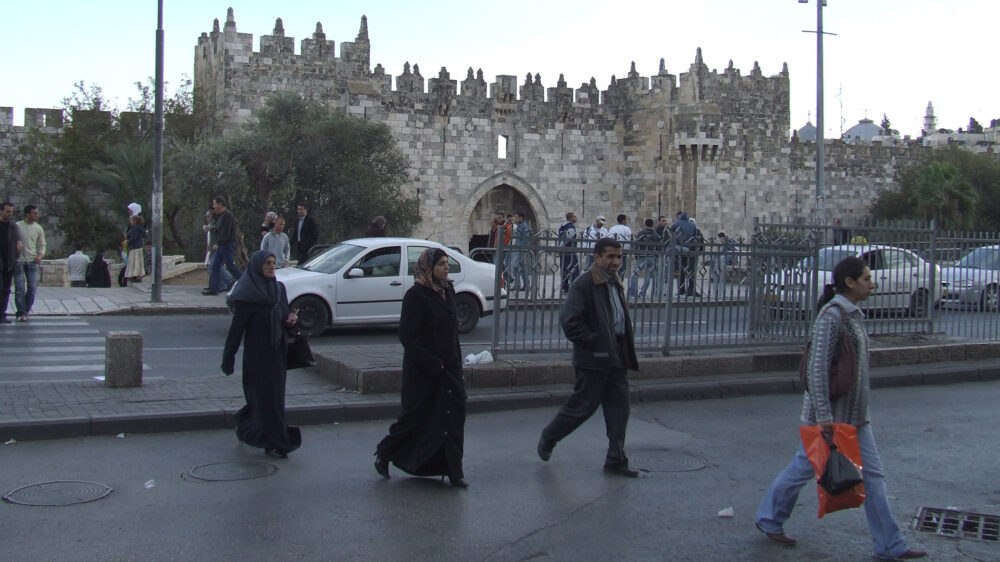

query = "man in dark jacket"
[
  {"left": 0, "top": 202, "right": 22, "bottom": 324},
  {"left": 203, "top": 196, "right": 242, "bottom": 296},
  {"left": 537, "top": 237, "right": 640, "bottom": 477},
  {"left": 671, "top": 211, "right": 701, "bottom": 297},
  {"left": 293, "top": 202, "right": 319, "bottom": 262}
]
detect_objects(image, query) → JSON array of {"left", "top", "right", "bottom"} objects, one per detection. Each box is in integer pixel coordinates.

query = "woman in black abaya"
[
  {"left": 222, "top": 250, "right": 302, "bottom": 458},
  {"left": 374, "top": 248, "right": 468, "bottom": 487}
]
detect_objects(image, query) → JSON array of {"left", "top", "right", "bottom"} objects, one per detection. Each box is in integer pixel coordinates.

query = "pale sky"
[{"left": 2, "top": 1, "right": 995, "bottom": 138}]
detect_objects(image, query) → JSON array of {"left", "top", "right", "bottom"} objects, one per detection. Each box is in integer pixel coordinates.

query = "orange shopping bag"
[{"left": 799, "top": 423, "right": 866, "bottom": 518}]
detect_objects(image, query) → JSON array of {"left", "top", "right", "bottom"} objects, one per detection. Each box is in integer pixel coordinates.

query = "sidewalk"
[
  {"left": 4, "top": 283, "right": 229, "bottom": 317},
  {"left": 3, "top": 284, "right": 1000, "bottom": 441}
]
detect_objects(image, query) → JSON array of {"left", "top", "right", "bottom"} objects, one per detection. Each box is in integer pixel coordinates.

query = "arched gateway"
[{"left": 462, "top": 173, "right": 549, "bottom": 252}]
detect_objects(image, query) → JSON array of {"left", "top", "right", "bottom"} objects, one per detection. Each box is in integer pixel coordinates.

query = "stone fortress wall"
[{"left": 4, "top": 8, "right": 985, "bottom": 253}]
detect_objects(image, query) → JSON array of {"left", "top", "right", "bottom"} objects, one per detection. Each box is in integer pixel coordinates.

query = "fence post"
[{"left": 928, "top": 220, "right": 937, "bottom": 333}]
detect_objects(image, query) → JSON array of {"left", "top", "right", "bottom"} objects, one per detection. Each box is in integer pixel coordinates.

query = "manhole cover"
[
  {"left": 3, "top": 480, "right": 113, "bottom": 506},
  {"left": 184, "top": 461, "right": 277, "bottom": 482},
  {"left": 627, "top": 450, "right": 709, "bottom": 473},
  {"left": 914, "top": 506, "right": 1000, "bottom": 542}
]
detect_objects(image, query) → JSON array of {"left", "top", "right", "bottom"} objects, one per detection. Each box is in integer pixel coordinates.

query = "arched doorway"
[{"left": 466, "top": 184, "right": 538, "bottom": 252}]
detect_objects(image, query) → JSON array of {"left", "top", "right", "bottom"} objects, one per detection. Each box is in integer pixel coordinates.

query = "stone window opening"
[{"left": 498, "top": 135, "right": 509, "bottom": 160}]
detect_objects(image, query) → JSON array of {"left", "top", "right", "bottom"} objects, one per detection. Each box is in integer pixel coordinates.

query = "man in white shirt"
[
  {"left": 67, "top": 245, "right": 91, "bottom": 287},
  {"left": 582, "top": 215, "right": 608, "bottom": 269},
  {"left": 14, "top": 204, "right": 46, "bottom": 321},
  {"left": 607, "top": 214, "right": 632, "bottom": 278}
]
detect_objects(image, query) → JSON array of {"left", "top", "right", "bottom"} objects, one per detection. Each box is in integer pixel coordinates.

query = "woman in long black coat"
[
  {"left": 375, "top": 248, "right": 468, "bottom": 487},
  {"left": 222, "top": 250, "right": 302, "bottom": 458}
]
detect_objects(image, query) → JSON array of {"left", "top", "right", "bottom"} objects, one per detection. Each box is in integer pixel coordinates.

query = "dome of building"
[
  {"left": 796, "top": 121, "right": 817, "bottom": 142},
  {"left": 842, "top": 118, "right": 882, "bottom": 144}
]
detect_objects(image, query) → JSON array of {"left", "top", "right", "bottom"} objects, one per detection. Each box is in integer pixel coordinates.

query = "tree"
[
  {"left": 906, "top": 161, "right": 978, "bottom": 230},
  {"left": 880, "top": 114, "right": 893, "bottom": 136},
  {"left": 968, "top": 117, "right": 984, "bottom": 134},
  {"left": 871, "top": 147, "right": 998, "bottom": 231},
  {"left": 168, "top": 93, "right": 419, "bottom": 256}
]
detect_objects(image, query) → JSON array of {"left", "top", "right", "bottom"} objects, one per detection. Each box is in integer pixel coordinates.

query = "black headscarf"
[{"left": 227, "top": 250, "right": 283, "bottom": 347}]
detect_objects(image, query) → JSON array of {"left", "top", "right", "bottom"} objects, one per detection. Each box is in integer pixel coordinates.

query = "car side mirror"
[{"left": 347, "top": 268, "right": 364, "bottom": 279}]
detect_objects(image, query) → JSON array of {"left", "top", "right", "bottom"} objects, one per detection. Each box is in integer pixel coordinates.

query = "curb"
[{"left": 4, "top": 360, "right": 1000, "bottom": 441}]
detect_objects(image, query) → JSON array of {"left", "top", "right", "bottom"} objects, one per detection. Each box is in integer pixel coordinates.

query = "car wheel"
[
  {"left": 291, "top": 295, "right": 329, "bottom": 337},
  {"left": 909, "top": 288, "right": 930, "bottom": 318},
  {"left": 981, "top": 284, "right": 999, "bottom": 312},
  {"left": 455, "top": 293, "right": 480, "bottom": 333}
]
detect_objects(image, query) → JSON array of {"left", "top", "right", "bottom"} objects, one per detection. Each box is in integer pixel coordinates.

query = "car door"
[
  {"left": 862, "top": 250, "right": 889, "bottom": 309},
  {"left": 334, "top": 245, "right": 404, "bottom": 323}
]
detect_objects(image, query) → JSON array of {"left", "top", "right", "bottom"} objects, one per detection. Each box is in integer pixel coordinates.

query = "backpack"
[
  {"left": 635, "top": 229, "right": 658, "bottom": 255},
  {"left": 558, "top": 221, "right": 576, "bottom": 246}
]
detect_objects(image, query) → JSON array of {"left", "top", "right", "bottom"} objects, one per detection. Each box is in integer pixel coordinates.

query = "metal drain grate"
[{"left": 913, "top": 506, "right": 1000, "bottom": 542}]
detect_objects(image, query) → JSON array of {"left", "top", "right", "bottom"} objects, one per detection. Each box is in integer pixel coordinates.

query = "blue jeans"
[
  {"left": 755, "top": 423, "right": 909, "bottom": 559},
  {"left": 209, "top": 242, "right": 241, "bottom": 292},
  {"left": 14, "top": 260, "right": 39, "bottom": 317},
  {"left": 629, "top": 257, "right": 657, "bottom": 298}
]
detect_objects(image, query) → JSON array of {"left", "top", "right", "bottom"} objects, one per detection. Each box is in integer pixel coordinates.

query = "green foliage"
[
  {"left": 880, "top": 114, "right": 892, "bottom": 136},
  {"left": 872, "top": 147, "right": 1000, "bottom": 231},
  {"left": 968, "top": 117, "right": 984, "bottom": 134},
  {"left": 8, "top": 80, "right": 196, "bottom": 255},
  {"left": 168, "top": 93, "right": 418, "bottom": 257}
]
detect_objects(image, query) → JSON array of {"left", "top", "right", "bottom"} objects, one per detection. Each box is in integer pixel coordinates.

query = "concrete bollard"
[{"left": 105, "top": 331, "right": 143, "bottom": 388}]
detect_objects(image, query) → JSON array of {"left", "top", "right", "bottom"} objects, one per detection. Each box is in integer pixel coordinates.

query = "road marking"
[
  {"left": 0, "top": 321, "right": 91, "bottom": 327},
  {"left": 0, "top": 337, "right": 106, "bottom": 344},
  {"left": 144, "top": 347, "right": 222, "bottom": 351},
  {"left": 13, "top": 346, "right": 104, "bottom": 353},
  {"left": 0, "top": 329, "right": 101, "bottom": 335},
  {"left": 5, "top": 364, "right": 150, "bottom": 374}
]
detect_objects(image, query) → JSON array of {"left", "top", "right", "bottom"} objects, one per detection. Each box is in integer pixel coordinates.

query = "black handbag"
[
  {"left": 818, "top": 433, "right": 864, "bottom": 495},
  {"left": 286, "top": 334, "right": 315, "bottom": 370}
]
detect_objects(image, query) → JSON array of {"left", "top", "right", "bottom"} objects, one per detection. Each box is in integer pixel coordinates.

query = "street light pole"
[
  {"left": 800, "top": 0, "right": 832, "bottom": 223},
  {"left": 151, "top": 0, "right": 165, "bottom": 301}
]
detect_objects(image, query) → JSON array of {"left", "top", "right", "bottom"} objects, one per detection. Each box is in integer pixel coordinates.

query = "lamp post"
[
  {"left": 799, "top": 0, "right": 833, "bottom": 223},
  {"left": 151, "top": 0, "right": 165, "bottom": 301}
]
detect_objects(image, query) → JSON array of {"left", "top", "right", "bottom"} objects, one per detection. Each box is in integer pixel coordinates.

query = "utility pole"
[
  {"left": 800, "top": 0, "right": 835, "bottom": 223},
  {"left": 151, "top": 0, "right": 165, "bottom": 301}
]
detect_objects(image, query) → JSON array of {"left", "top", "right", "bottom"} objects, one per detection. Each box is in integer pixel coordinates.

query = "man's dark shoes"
[
  {"left": 0, "top": 316, "right": 11, "bottom": 324},
  {"left": 603, "top": 461, "right": 640, "bottom": 478},
  {"left": 537, "top": 436, "right": 554, "bottom": 461},
  {"left": 201, "top": 289, "right": 219, "bottom": 296},
  {"left": 878, "top": 549, "right": 927, "bottom": 561},
  {"left": 374, "top": 454, "right": 390, "bottom": 479},
  {"left": 755, "top": 521, "right": 796, "bottom": 545}
]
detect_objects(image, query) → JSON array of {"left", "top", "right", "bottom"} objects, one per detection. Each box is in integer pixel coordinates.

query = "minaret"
[{"left": 923, "top": 102, "right": 937, "bottom": 136}]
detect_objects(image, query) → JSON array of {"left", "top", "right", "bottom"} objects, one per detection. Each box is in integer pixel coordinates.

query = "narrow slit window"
[{"left": 498, "top": 135, "right": 508, "bottom": 159}]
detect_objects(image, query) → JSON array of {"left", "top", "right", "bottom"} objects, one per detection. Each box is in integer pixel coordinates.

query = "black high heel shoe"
[
  {"left": 264, "top": 448, "right": 288, "bottom": 459},
  {"left": 449, "top": 477, "right": 469, "bottom": 488},
  {"left": 374, "top": 452, "right": 390, "bottom": 479}
]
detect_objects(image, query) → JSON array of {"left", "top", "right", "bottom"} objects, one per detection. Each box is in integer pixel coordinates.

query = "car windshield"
[
  {"left": 798, "top": 248, "right": 857, "bottom": 271},
  {"left": 299, "top": 243, "right": 364, "bottom": 274},
  {"left": 956, "top": 247, "right": 1000, "bottom": 270}
]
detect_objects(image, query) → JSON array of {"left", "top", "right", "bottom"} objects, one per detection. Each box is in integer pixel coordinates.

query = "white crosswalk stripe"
[{"left": 0, "top": 317, "right": 148, "bottom": 380}]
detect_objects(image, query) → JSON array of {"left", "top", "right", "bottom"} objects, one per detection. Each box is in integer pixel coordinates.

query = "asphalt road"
[
  {"left": 2, "top": 308, "right": 997, "bottom": 383},
  {"left": 2, "top": 380, "right": 998, "bottom": 561}
]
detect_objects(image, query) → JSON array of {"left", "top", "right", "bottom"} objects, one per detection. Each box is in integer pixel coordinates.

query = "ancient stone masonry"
[{"left": 5, "top": 10, "right": 992, "bottom": 251}]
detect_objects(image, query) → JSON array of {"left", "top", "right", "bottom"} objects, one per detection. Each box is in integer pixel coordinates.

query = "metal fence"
[{"left": 487, "top": 219, "right": 1000, "bottom": 357}]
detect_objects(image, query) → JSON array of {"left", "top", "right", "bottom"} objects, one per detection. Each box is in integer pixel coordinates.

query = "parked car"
[
  {"left": 237, "top": 237, "right": 505, "bottom": 337},
  {"left": 765, "top": 244, "right": 941, "bottom": 317},
  {"left": 939, "top": 245, "right": 1000, "bottom": 312}
]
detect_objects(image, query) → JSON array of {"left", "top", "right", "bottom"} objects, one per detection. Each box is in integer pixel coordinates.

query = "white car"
[
  {"left": 766, "top": 244, "right": 941, "bottom": 317},
  {"left": 939, "top": 245, "right": 1000, "bottom": 312},
  {"left": 262, "top": 237, "right": 504, "bottom": 336}
]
